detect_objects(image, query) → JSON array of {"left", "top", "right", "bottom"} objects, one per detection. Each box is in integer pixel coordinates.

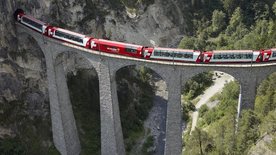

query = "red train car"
[{"left": 90, "top": 39, "right": 144, "bottom": 58}]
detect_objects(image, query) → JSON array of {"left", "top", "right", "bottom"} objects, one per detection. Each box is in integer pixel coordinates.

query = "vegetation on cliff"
[
  {"left": 179, "top": 0, "right": 276, "bottom": 50},
  {"left": 67, "top": 69, "right": 101, "bottom": 155},
  {"left": 116, "top": 66, "right": 155, "bottom": 154},
  {"left": 183, "top": 73, "right": 276, "bottom": 154},
  {"left": 179, "top": 1, "right": 276, "bottom": 154}
]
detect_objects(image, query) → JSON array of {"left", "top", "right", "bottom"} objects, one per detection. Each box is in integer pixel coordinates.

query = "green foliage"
[
  {"left": 236, "top": 110, "right": 260, "bottom": 154},
  {"left": 178, "top": 37, "right": 197, "bottom": 49},
  {"left": 141, "top": 135, "right": 155, "bottom": 155},
  {"left": 198, "top": 104, "right": 209, "bottom": 118},
  {"left": 273, "top": 2, "right": 276, "bottom": 16},
  {"left": 259, "top": 111, "right": 276, "bottom": 135},
  {"left": 179, "top": 0, "right": 276, "bottom": 50},
  {"left": 116, "top": 66, "right": 155, "bottom": 153},
  {"left": 255, "top": 73, "right": 276, "bottom": 118},
  {"left": 211, "top": 10, "right": 226, "bottom": 34},
  {"left": 0, "top": 99, "right": 58, "bottom": 154},
  {"left": 181, "top": 1, "right": 276, "bottom": 151},
  {"left": 67, "top": 69, "right": 101, "bottom": 155},
  {"left": 199, "top": 81, "right": 239, "bottom": 126},
  {"left": 185, "top": 81, "right": 240, "bottom": 154},
  {"left": 183, "top": 72, "right": 214, "bottom": 100},
  {"left": 0, "top": 137, "right": 26, "bottom": 155},
  {"left": 184, "top": 128, "right": 214, "bottom": 155},
  {"left": 182, "top": 101, "right": 196, "bottom": 122},
  {"left": 269, "top": 135, "right": 276, "bottom": 152}
]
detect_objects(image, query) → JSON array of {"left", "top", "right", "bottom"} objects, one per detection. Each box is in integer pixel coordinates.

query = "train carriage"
[
  {"left": 14, "top": 9, "right": 48, "bottom": 34},
  {"left": 47, "top": 27, "right": 92, "bottom": 48},
  {"left": 90, "top": 39, "right": 143, "bottom": 58},
  {"left": 207, "top": 50, "right": 261, "bottom": 63},
  {"left": 146, "top": 47, "right": 201, "bottom": 63}
]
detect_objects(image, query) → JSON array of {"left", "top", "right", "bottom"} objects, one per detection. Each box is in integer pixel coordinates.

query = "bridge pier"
[
  {"left": 239, "top": 77, "right": 257, "bottom": 110},
  {"left": 164, "top": 69, "right": 182, "bottom": 155},
  {"left": 41, "top": 45, "right": 81, "bottom": 155},
  {"left": 54, "top": 59, "right": 81, "bottom": 155},
  {"left": 98, "top": 59, "right": 125, "bottom": 155}
]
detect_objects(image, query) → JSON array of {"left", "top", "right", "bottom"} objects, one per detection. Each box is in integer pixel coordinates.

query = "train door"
[
  {"left": 42, "top": 25, "right": 47, "bottom": 35},
  {"left": 143, "top": 47, "right": 154, "bottom": 59},
  {"left": 90, "top": 39, "right": 99, "bottom": 51},
  {"left": 262, "top": 50, "right": 271, "bottom": 62},
  {"left": 46, "top": 26, "right": 55, "bottom": 37},
  {"left": 202, "top": 51, "right": 212, "bottom": 63}
]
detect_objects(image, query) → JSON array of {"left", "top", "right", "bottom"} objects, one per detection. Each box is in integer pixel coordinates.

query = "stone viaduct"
[{"left": 16, "top": 23, "right": 276, "bottom": 155}]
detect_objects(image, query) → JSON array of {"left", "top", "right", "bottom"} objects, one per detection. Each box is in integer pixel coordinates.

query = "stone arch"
[
  {"left": 16, "top": 27, "right": 48, "bottom": 57},
  {"left": 115, "top": 64, "right": 168, "bottom": 155},
  {"left": 54, "top": 51, "right": 101, "bottom": 154}
]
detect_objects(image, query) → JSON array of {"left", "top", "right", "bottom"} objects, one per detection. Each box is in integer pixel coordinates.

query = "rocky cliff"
[{"left": 0, "top": 0, "right": 189, "bottom": 153}]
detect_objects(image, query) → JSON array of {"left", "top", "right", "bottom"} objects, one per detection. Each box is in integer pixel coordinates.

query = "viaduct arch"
[{"left": 16, "top": 23, "right": 276, "bottom": 155}]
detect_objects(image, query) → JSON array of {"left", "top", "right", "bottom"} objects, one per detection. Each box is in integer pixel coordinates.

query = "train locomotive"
[{"left": 14, "top": 9, "right": 275, "bottom": 64}]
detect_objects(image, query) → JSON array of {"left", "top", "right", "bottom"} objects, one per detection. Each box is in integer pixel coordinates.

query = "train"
[{"left": 14, "top": 9, "right": 276, "bottom": 63}]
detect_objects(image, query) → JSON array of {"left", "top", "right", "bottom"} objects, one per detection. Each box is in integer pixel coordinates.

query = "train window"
[
  {"left": 172, "top": 51, "right": 193, "bottom": 59},
  {"left": 272, "top": 51, "right": 276, "bottom": 57},
  {"left": 222, "top": 54, "right": 228, "bottom": 59},
  {"left": 244, "top": 53, "right": 252, "bottom": 59},
  {"left": 55, "top": 30, "right": 83, "bottom": 43},
  {"left": 22, "top": 17, "right": 42, "bottom": 31},
  {"left": 214, "top": 54, "right": 222, "bottom": 59},
  {"left": 163, "top": 52, "right": 170, "bottom": 57},
  {"left": 154, "top": 50, "right": 161, "bottom": 56},
  {"left": 177, "top": 53, "right": 183, "bottom": 58},
  {"left": 183, "top": 53, "right": 192, "bottom": 58},
  {"left": 235, "top": 54, "right": 242, "bottom": 59},
  {"left": 126, "top": 48, "right": 137, "bottom": 53},
  {"left": 230, "top": 54, "right": 235, "bottom": 59}
]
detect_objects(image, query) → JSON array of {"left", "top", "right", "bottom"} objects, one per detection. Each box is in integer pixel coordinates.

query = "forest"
[
  {"left": 180, "top": 1, "right": 276, "bottom": 154},
  {"left": 178, "top": 0, "right": 276, "bottom": 50}
]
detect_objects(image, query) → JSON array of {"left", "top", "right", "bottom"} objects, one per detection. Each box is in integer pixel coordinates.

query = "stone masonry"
[{"left": 16, "top": 23, "right": 276, "bottom": 155}]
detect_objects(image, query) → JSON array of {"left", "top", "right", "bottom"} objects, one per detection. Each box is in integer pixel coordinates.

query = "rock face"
[{"left": 0, "top": 0, "right": 190, "bottom": 153}]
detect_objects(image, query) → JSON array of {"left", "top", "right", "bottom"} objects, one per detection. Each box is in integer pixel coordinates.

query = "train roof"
[
  {"left": 154, "top": 47, "right": 199, "bottom": 52},
  {"left": 98, "top": 39, "right": 143, "bottom": 48},
  {"left": 22, "top": 15, "right": 46, "bottom": 25},
  {"left": 55, "top": 27, "right": 88, "bottom": 38},
  {"left": 212, "top": 50, "right": 254, "bottom": 53}
]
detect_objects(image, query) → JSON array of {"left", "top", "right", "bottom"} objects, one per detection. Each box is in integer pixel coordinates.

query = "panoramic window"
[
  {"left": 55, "top": 30, "right": 83, "bottom": 43},
  {"left": 22, "top": 17, "right": 42, "bottom": 31}
]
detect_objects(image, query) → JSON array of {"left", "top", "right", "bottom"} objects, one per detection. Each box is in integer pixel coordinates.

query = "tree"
[
  {"left": 226, "top": 7, "right": 243, "bottom": 35},
  {"left": 221, "top": 0, "right": 238, "bottom": 15},
  {"left": 212, "top": 10, "right": 226, "bottom": 33},
  {"left": 184, "top": 128, "right": 214, "bottom": 155},
  {"left": 259, "top": 111, "right": 276, "bottom": 135},
  {"left": 273, "top": 2, "right": 276, "bottom": 16},
  {"left": 236, "top": 110, "right": 260, "bottom": 154},
  {"left": 178, "top": 36, "right": 197, "bottom": 49}
]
